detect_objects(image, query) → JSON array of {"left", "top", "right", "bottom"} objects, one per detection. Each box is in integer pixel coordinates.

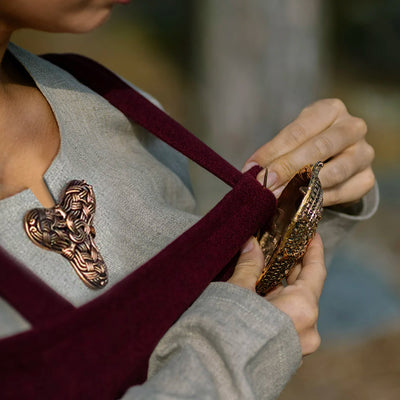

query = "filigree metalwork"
[
  {"left": 24, "top": 180, "right": 108, "bottom": 289},
  {"left": 256, "top": 162, "right": 324, "bottom": 296}
]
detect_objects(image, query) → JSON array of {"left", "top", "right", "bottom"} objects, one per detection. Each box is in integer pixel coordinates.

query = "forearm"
[{"left": 123, "top": 282, "right": 301, "bottom": 400}]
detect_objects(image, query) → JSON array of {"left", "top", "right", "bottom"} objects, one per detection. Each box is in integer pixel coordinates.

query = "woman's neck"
[
  {"left": 0, "top": 29, "right": 12, "bottom": 91},
  {"left": 0, "top": 35, "right": 59, "bottom": 207},
  {"left": 0, "top": 26, "right": 11, "bottom": 59}
]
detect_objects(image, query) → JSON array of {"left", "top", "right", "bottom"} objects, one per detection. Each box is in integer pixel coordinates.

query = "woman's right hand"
[{"left": 228, "top": 234, "right": 326, "bottom": 356}]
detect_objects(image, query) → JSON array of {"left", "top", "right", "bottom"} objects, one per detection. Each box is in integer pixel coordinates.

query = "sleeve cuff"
[
  {"left": 325, "top": 181, "right": 379, "bottom": 221},
  {"left": 148, "top": 282, "right": 302, "bottom": 399}
]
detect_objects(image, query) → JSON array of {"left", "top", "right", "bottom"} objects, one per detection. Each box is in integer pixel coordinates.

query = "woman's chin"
[{"left": 49, "top": 9, "right": 113, "bottom": 34}]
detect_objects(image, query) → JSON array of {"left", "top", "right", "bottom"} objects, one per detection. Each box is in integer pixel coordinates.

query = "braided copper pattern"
[
  {"left": 256, "top": 162, "right": 323, "bottom": 296},
  {"left": 24, "top": 180, "right": 108, "bottom": 289}
]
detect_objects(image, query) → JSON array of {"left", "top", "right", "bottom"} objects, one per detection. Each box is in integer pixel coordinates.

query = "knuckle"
[
  {"left": 291, "top": 292, "right": 319, "bottom": 326},
  {"left": 252, "top": 146, "right": 274, "bottom": 167},
  {"left": 299, "top": 106, "right": 311, "bottom": 115},
  {"left": 365, "top": 168, "right": 376, "bottom": 190},
  {"left": 327, "top": 163, "right": 348, "bottom": 186},
  {"left": 235, "top": 260, "right": 256, "bottom": 272},
  {"left": 322, "top": 264, "right": 327, "bottom": 281},
  {"left": 235, "top": 262, "right": 262, "bottom": 281},
  {"left": 314, "top": 135, "right": 333, "bottom": 158},
  {"left": 350, "top": 117, "right": 368, "bottom": 136},
  {"left": 231, "top": 270, "right": 255, "bottom": 287},
  {"left": 274, "top": 158, "right": 295, "bottom": 181},
  {"left": 286, "top": 122, "right": 307, "bottom": 145},
  {"left": 364, "top": 143, "right": 375, "bottom": 162},
  {"left": 326, "top": 188, "right": 340, "bottom": 206},
  {"left": 316, "top": 262, "right": 327, "bottom": 282},
  {"left": 299, "top": 103, "right": 315, "bottom": 115},
  {"left": 307, "top": 330, "right": 322, "bottom": 353},
  {"left": 326, "top": 98, "right": 347, "bottom": 114},
  {"left": 303, "top": 304, "right": 319, "bottom": 326}
]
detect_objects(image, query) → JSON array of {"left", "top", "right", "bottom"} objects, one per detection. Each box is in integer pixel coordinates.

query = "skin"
[
  {"left": 0, "top": 0, "right": 121, "bottom": 206},
  {"left": 228, "top": 235, "right": 326, "bottom": 356},
  {"left": 0, "top": 1, "right": 374, "bottom": 357},
  {"left": 0, "top": 0, "right": 116, "bottom": 35},
  {"left": 243, "top": 98, "right": 376, "bottom": 207}
]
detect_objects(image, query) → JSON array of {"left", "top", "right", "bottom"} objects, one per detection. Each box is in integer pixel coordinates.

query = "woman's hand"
[
  {"left": 242, "top": 99, "right": 375, "bottom": 207},
  {"left": 228, "top": 235, "right": 326, "bottom": 356}
]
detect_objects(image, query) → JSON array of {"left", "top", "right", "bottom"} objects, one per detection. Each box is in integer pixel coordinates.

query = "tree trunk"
[{"left": 193, "top": 0, "right": 324, "bottom": 212}]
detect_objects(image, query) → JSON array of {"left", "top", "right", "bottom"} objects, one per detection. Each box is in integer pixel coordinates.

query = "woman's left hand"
[
  {"left": 228, "top": 235, "right": 326, "bottom": 356},
  {"left": 242, "top": 98, "right": 375, "bottom": 207}
]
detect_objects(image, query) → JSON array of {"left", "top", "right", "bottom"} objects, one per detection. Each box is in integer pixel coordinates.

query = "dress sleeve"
[
  {"left": 123, "top": 282, "right": 302, "bottom": 400},
  {"left": 318, "top": 182, "right": 379, "bottom": 264}
]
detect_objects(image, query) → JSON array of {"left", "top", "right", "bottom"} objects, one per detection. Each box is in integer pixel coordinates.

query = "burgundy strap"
[
  {"left": 0, "top": 248, "right": 75, "bottom": 326},
  {"left": 0, "top": 53, "right": 244, "bottom": 324},
  {"left": 0, "top": 53, "right": 277, "bottom": 399},
  {"left": 0, "top": 170, "right": 275, "bottom": 400},
  {"left": 41, "top": 53, "right": 243, "bottom": 188}
]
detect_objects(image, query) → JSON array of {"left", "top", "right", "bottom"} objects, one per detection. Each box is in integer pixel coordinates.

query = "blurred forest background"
[{"left": 13, "top": 0, "right": 400, "bottom": 399}]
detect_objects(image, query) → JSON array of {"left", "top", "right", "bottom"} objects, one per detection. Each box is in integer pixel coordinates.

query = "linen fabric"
[{"left": 0, "top": 43, "right": 378, "bottom": 399}]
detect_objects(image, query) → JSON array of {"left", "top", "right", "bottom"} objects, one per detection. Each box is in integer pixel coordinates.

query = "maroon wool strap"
[
  {"left": 41, "top": 53, "right": 243, "bottom": 188},
  {"left": 0, "top": 53, "right": 244, "bottom": 324},
  {"left": 0, "top": 54, "right": 276, "bottom": 399},
  {"left": 0, "top": 247, "right": 75, "bottom": 326}
]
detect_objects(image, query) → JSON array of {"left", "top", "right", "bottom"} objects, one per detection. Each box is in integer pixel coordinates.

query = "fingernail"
[
  {"left": 241, "top": 238, "right": 254, "bottom": 254},
  {"left": 266, "top": 171, "right": 278, "bottom": 189},
  {"left": 242, "top": 161, "right": 259, "bottom": 173},
  {"left": 272, "top": 185, "right": 285, "bottom": 199},
  {"left": 256, "top": 169, "right": 266, "bottom": 185}
]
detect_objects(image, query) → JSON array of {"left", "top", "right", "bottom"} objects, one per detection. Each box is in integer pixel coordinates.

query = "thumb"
[{"left": 228, "top": 237, "right": 265, "bottom": 291}]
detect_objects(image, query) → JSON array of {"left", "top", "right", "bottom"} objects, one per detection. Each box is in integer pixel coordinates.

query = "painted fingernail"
[
  {"left": 241, "top": 238, "right": 254, "bottom": 254},
  {"left": 241, "top": 161, "right": 259, "bottom": 173}
]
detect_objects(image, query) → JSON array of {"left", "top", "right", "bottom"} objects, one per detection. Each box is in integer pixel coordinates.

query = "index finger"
[
  {"left": 295, "top": 234, "right": 326, "bottom": 300},
  {"left": 245, "top": 99, "right": 347, "bottom": 167}
]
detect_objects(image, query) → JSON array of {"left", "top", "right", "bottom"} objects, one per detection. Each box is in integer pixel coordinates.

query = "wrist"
[{"left": 326, "top": 199, "right": 363, "bottom": 216}]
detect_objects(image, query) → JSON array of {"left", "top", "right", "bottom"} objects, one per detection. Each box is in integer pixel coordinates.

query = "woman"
[{"left": 0, "top": 1, "right": 377, "bottom": 399}]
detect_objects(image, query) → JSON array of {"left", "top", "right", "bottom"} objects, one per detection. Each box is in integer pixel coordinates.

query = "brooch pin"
[{"left": 24, "top": 180, "right": 108, "bottom": 289}]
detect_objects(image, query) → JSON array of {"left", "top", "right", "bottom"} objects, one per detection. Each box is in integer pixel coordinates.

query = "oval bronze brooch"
[{"left": 256, "top": 161, "right": 324, "bottom": 296}]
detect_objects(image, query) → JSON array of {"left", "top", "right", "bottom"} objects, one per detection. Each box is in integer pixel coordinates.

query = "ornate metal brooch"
[
  {"left": 24, "top": 180, "right": 108, "bottom": 289},
  {"left": 256, "top": 162, "right": 324, "bottom": 296}
]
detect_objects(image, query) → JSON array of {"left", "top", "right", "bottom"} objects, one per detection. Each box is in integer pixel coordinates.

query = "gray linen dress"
[{"left": 0, "top": 43, "right": 378, "bottom": 399}]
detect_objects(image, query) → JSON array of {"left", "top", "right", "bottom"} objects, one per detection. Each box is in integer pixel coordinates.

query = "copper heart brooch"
[{"left": 24, "top": 180, "right": 108, "bottom": 289}]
